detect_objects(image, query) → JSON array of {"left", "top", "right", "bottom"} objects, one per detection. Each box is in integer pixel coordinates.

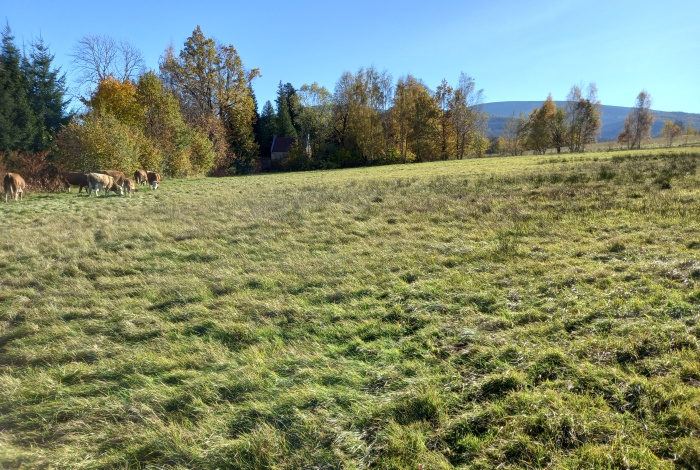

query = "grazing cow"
[
  {"left": 123, "top": 178, "right": 136, "bottom": 197},
  {"left": 134, "top": 169, "right": 148, "bottom": 186},
  {"left": 97, "top": 170, "right": 126, "bottom": 187},
  {"left": 87, "top": 173, "right": 123, "bottom": 197},
  {"left": 3, "top": 173, "right": 26, "bottom": 202},
  {"left": 61, "top": 172, "right": 89, "bottom": 193},
  {"left": 147, "top": 171, "right": 161, "bottom": 189}
]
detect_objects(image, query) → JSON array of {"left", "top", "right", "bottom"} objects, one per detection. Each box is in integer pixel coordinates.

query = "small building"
[{"left": 270, "top": 136, "right": 296, "bottom": 161}]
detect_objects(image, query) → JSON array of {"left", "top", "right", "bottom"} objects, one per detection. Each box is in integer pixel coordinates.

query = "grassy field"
[{"left": 2, "top": 148, "right": 700, "bottom": 468}]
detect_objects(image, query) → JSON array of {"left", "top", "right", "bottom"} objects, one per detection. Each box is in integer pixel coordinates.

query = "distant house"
[{"left": 270, "top": 136, "right": 296, "bottom": 161}]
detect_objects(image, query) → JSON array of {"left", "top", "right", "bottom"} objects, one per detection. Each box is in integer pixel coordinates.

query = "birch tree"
[
  {"left": 566, "top": 83, "right": 601, "bottom": 152},
  {"left": 434, "top": 79, "right": 454, "bottom": 160},
  {"left": 618, "top": 90, "right": 654, "bottom": 149},
  {"left": 450, "top": 73, "right": 485, "bottom": 159}
]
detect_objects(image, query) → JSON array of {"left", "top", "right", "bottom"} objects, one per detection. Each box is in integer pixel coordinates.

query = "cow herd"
[{"left": 2, "top": 169, "right": 162, "bottom": 202}]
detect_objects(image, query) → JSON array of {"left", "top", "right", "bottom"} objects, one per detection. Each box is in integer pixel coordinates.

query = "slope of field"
[
  {"left": 483, "top": 101, "right": 700, "bottom": 141},
  {"left": 2, "top": 149, "right": 700, "bottom": 468}
]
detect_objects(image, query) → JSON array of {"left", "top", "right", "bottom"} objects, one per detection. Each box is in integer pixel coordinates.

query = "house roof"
[{"left": 271, "top": 136, "right": 296, "bottom": 153}]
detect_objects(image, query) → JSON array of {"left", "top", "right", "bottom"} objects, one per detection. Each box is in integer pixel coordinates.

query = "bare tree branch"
[
  {"left": 118, "top": 40, "right": 144, "bottom": 82},
  {"left": 70, "top": 35, "right": 145, "bottom": 98}
]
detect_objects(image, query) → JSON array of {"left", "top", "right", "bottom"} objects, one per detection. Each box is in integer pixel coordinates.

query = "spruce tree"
[
  {"left": 255, "top": 100, "right": 276, "bottom": 157},
  {"left": 23, "top": 36, "right": 71, "bottom": 151},
  {"left": 275, "top": 82, "right": 297, "bottom": 138},
  {"left": 0, "top": 24, "right": 35, "bottom": 152}
]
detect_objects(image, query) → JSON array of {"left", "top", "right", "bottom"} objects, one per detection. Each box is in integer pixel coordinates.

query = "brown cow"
[
  {"left": 96, "top": 170, "right": 126, "bottom": 187},
  {"left": 147, "top": 171, "right": 161, "bottom": 190},
  {"left": 61, "top": 172, "right": 89, "bottom": 193},
  {"left": 134, "top": 169, "right": 148, "bottom": 186},
  {"left": 87, "top": 173, "right": 123, "bottom": 197},
  {"left": 3, "top": 173, "right": 26, "bottom": 202},
  {"left": 123, "top": 178, "right": 136, "bottom": 197}
]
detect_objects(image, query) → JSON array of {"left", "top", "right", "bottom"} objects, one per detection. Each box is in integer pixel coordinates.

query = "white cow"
[{"left": 87, "top": 173, "right": 123, "bottom": 197}]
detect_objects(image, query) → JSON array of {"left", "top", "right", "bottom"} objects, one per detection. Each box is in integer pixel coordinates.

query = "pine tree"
[
  {"left": 0, "top": 24, "right": 35, "bottom": 152},
  {"left": 22, "top": 36, "right": 71, "bottom": 151},
  {"left": 256, "top": 100, "right": 276, "bottom": 157},
  {"left": 275, "top": 82, "right": 297, "bottom": 138}
]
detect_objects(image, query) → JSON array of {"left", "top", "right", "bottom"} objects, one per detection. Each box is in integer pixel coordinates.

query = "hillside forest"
[{"left": 1, "top": 24, "right": 697, "bottom": 182}]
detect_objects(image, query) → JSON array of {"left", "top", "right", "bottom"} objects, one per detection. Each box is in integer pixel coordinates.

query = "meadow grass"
[{"left": 1, "top": 147, "right": 700, "bottom": 468}]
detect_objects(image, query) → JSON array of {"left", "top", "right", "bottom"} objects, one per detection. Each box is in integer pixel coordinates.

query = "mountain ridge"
[{"left": 482, "top": 101, "right": 700, "bottom": 141}]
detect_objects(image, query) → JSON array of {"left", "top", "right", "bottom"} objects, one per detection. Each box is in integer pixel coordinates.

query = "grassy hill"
[
  {"left": 484, "top": 101, "right": 700, "bottom": 141},
  {"left": 2, "top": 149, "right": 700, "bottom": 468}
]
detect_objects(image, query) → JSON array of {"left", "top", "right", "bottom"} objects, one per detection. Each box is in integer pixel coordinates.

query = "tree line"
[{"left": 1, "top": 23, "right": 695, "bottom": 181}]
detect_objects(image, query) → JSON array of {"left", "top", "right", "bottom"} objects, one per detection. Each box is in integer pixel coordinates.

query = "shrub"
[{"left": 54, "top": 112, "right": 140, "bottom": 172}]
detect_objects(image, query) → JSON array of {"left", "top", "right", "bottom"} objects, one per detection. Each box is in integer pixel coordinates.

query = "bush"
[
  {"left": 1, "top": 150, "right": 63, "bottom": 192},
  {"left": 54, "top": 112, "right": 140, "bottom": 172}
]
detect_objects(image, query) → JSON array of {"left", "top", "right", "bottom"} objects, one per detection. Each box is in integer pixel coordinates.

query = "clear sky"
[{"left": 4, "top": 0, "right": 700, "bottom": 113}]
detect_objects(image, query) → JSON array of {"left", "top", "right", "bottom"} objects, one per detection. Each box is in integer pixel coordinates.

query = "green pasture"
[{"left": 1, "top": 148, "right": 700, "bottom": 468}]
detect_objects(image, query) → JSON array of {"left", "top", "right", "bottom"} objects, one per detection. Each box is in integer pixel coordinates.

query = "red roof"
[{"left": 271, "top": 136, "right": 296, "bottom": 153}]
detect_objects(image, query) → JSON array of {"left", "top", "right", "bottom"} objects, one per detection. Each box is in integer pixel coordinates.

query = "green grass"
[{"left": 2, "top": 147, "right": 700, "bottom": 468}]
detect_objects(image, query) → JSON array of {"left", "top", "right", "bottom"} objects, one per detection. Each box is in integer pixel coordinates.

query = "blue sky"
[{"left": 4, "top": 0, "right": 700, "bottom": 113}]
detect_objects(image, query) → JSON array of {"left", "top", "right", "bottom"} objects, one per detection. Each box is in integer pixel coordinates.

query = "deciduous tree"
[
  {"left": 53, "top": 112, "right": 140, "bottom": 172},
  {"left": 331, "top": 71, "right": 354, "bottom": 154},
  {"left": 297, "top": 82, "right": 332, "bottom": 158},
  {"left": 393, "top": 75, "right": 440, "bottom": 162},
  {"left": 434, "top": 79, "right": 455, "bottom": 160},
  {"left": 85, "top": 76, "right": 143, "bottom": 127},
  {"left": 618, "top": 90, "right": 654, "bottom": 149},
  {"left": 526, "top": 95, "right": 568, "bottom": 155},
  {"left": 70, "top": 35, "right": 144, "bottom": 95},
  {"left": 352, "top": 67, "right": 392, "bottom": 162},
  {"left": 332, "top": 67, "right": 392, "bottom": 163},
  {"left": 566, "top": 83, "right": 601, "bottom": 152},
  {"left": 660, "top": 119, "right": 681, "bottom": 148},
  {"left": 160, "top": 26, "right": 259, "bottom": 173},
  {"left": 502, "top": 113, "right": 528, "bottom": 156},
  {"left": 450, "top": 73, "right": 486, "bottom": 159},
  {"left": 526, "top": 104, "right": 550, "bottom": 155},
  {"left": 547, "top": 104, "right": 567, "bottom": 154}
]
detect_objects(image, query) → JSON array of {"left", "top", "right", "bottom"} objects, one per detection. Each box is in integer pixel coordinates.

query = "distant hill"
[{"left": 482, "top": 101, "right": 700, "bottom": 141}]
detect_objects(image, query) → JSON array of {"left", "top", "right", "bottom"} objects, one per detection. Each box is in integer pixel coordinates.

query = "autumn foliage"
[{"left": 55, "top": 71, "right": 215, "bottom": 177}]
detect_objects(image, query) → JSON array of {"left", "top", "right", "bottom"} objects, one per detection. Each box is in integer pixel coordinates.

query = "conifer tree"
[
  {"left": 22, "top": 36, "right": 71, "bottom": 151},
  {"left": 255, "top": 100, "right": 276, "bottom": 157},
  {"left": 275, "top": 82, "right": 298, "bottom": 138},
  {"left": 0, "top": 25, "right": 35, "bottom": 152}
]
